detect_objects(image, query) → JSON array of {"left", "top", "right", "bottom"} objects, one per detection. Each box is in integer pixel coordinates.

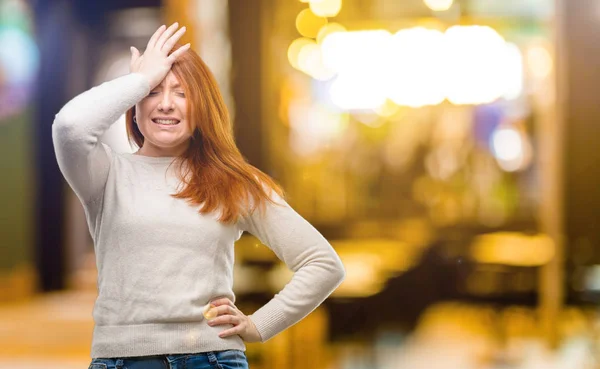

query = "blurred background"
[{"left": 1, "top": 0, "right": 600, "bottom": 368}]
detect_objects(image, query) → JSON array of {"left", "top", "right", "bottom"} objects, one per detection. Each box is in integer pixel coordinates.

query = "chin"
[{"left": 150, "top": 136, "right": 190, "bottom": 148}]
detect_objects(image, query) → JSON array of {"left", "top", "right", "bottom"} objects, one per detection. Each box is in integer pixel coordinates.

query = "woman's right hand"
[{"left": 129, "top": 23, "right": 190, "bottom": 90}]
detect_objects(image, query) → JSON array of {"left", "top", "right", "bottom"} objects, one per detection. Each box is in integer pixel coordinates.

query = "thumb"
[{"left": 130, "top": 46, "right": 140, "bottom": 62}]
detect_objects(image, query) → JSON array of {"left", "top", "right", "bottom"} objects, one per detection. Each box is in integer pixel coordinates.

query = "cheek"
[
  {"left": 136, "top": 102, "right": 153, "bottom": 119},
  {"left": 178, "top": 101, "right": 188, "bottom": 116},
  {"left": 178, "top": 102, "right": 190, "bottom": 130}
]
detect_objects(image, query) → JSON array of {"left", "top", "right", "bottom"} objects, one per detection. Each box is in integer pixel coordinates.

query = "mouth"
[{"left": 151, "top": 118, "right": 181, "bottom": 126}]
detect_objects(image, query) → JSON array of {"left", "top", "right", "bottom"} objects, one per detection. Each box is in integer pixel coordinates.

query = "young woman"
[{"left": 53, "top": 23, "right": 345, "bottom": 369}]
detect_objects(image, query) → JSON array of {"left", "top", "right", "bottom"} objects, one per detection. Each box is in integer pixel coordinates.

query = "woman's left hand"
[{"left": 206, "top": 297, "right": 262, "bottom": 342}]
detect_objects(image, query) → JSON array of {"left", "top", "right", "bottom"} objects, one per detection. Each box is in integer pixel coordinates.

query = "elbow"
[
  {"left": 330, "top": 255, "right": 346, "bottom": 288},
  {"left": 53, "top": 109, "right": 77, "bottom": 130},
  {"left": 52, "top": 110, "right": 84, "bottom": 142},
  {"left": 52, "top": 115, "right": 74, "bottom": 144}
]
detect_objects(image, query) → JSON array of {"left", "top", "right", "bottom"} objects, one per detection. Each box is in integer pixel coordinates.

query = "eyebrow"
[{"left": 155, "top": 83, "right": 182, "bottom": 89}]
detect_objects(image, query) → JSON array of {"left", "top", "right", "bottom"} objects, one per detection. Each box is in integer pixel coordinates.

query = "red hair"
[{"left": 125, "top": 45, "right": 285, "bottom": 224}]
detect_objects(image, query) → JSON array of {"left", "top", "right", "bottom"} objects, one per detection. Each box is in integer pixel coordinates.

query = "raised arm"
[
  {"left": 52, "top": 23, "right": 190, "bottom": 206},
  {"left": 52, "top": 73, "right": 150, "bottom": 204},
  {"left": 240, "top": 190, "right": 346, "bottom": 342}
]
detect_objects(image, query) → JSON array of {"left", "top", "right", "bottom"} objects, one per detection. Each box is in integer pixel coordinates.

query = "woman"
[{"left": 52, "top": 23, "right": 346, "bottom": 369}]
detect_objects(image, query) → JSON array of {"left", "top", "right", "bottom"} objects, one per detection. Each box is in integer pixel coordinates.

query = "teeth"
[
  {"left": 154, "top": 119, "right": 179, "bottom": 125},
  {"left": 156, "top": 119, "right": 178, "bottom": 124}
]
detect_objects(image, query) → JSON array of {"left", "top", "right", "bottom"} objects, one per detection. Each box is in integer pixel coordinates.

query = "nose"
[{"left": 158, "top": 92, "right": 175, "bottom": 112}]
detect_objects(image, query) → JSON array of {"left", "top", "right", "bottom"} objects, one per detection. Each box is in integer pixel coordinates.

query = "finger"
[
  {"left": 130, "top": 46, "right": 140, "bottom": 63},
  {"left": 209, "top": 297, "right": 235, "bottom": 308},
  {"left": 163, "top": 26, "right": 186, "bottom": 52},
  {"left": 212, "top": 304, "right": 236, "bottom": 317},
  {"left": 156, "top": 22, "right": 179, "bottom": 51},
  {"left": 147, "top": 24, "right": 166, "bottom": 50},
  {"left": 219, "top": 326, "right": 242, "bottom": 338},
  {"left": 207, "top": 314, "right": 241, "bottom": 326},
  {"left": 166, "top": 43, "right": 191, "bottom": 64}
]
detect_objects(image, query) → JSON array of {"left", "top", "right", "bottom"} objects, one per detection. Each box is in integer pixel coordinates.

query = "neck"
[{"left": 136, "top": 142, "right": 189, "bottom": 157}]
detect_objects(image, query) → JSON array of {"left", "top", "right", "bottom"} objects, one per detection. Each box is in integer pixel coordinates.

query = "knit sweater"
[{"left": 52, "top": 72, "right": 346, "bottom": 358}]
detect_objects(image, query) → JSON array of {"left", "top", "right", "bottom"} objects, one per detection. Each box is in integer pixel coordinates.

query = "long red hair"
[{"left": 125, "top": 45, "right": 285, "bottom": 224}]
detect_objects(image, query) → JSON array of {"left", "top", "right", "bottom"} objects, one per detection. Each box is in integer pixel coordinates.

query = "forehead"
[{"left": 159, "top": 71, "right": 182, "bottom": 87}]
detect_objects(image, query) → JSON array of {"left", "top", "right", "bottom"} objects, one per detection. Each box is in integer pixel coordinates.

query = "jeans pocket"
[
  {"left": 88, "top": 361, "right": 108, "bottom": 369},
  {"left": 213, "top": 350, "right": 248, "bottom": 369}
]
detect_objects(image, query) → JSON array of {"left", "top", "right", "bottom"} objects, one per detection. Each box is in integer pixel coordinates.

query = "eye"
[
  {"left": 176, "top": 92, "right": 186, "bottom": 97},
  {"left": 148, "top": 91, "right": 158, "bottom": 96}
]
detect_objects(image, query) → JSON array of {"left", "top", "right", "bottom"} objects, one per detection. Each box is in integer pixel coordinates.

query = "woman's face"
[{"left": 135, "top": 71, "right": 193, "bottom": 156}]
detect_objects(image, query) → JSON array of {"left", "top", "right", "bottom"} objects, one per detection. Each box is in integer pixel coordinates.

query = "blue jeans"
[{"left": 88, "top": 350, "right": 249, "bottom": 369}]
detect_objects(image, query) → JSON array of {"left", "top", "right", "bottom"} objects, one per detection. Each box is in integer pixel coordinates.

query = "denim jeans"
[{"left": 88, "top": 350, "right": 249, "bottom": 369}]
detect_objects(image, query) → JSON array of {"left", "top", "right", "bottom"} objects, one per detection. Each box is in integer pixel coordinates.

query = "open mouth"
[{"left": 151, "top": 118, "right": 181, "bottom": 126}]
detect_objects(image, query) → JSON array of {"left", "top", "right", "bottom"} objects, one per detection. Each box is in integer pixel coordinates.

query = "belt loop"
[
  {"left": 207, "top": 351, "right": 218, "bottom": 364},
  {"left": 115, "top": 359, "right": 124, "bottom": 369}
]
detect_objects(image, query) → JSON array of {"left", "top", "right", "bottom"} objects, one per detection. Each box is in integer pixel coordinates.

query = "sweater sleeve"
[
  {"left": 52, "top": 73, "right": 150, "bottom": 206},
  {"left": 239, "top": 189, "right": 346, "bottom": 342}
]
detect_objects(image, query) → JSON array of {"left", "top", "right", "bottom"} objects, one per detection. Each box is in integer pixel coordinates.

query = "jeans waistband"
[{"left": 115, "top": 356, "right": 169, "bottom": 369}]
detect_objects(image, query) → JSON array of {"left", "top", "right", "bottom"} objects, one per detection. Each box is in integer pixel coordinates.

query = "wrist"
[
  {"left": 129, "top": 72, "right": 153, "bottom": 91},
  {"left": 247, "top": 315, "right": 262, "bottom": 342}
]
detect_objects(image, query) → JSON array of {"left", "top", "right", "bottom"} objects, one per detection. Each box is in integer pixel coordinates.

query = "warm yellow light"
[
  {"left": 388, "top": 27, "right": 446, "bottom": 107},
  {"left": 374, "top": 99, "right": 400, "bottom": 117},
  {"left": 298, "top": 43, "right": 320, "bottom": 72},
  {"left": 444, "top": 25, "right": 516, "bottom": 105},
  {"left": 321, "top": 29, "right": 391, "bottom": 73},
  {"left": 527, "top": 44, "right": 553, "bottom": 79},
  {"left": 423, "top": 0, "right": 454, "bottom": 11},
  {"left": 332, "top": 254, "right": 383, "bottom": 297},
  {"left": 316, "top": 22, "right": 346, "bottom": 44},
  {"left": 310, "top": 0, "right": 342, "bottom": 17},
  {"left": 288, "top": 38, "right": 315, "bottom": 71},
  {"left": 288, "top": 100, "right": 349, "bottom": 157},
  {"left": 502, "top": 43, "right": 524, "bottom": 100},
  {"left": 471, "top": 233, "right": 555, "bottom": 266},
  {"left": 314, "top": 25, "right": 523, "bottom": 110},
  {"left": 492, "top": 128, "right": 522, "bottom": 161},
  {"left": 203, "top": 303, "right": 218, "bottom": 320},
  {"left": 322, "top": 30, "right": 391, "bottom": 109},
  {"left": 296, "top": 8, "right": 328, "bottom": 39},
  {"left": 330, "top": 239, "right": 419, "bottom": 297},
  {"left": 297, "top": 43, "right": 336, "bottom": 80},
  {"left": 491, "top": 126, "right": 532, "bottom": 172},
  {"left": 329, "top": 76, "right": 388, "bottom": 110}
]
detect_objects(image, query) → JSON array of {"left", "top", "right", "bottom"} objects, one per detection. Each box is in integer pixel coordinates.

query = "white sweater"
[{"left": 52, "top": 72, "right": 346, "bottom": 358}]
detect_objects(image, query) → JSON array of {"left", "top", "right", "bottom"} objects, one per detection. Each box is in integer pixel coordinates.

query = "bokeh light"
[
  {"left": 387, "top": 27, "right": 446, "bottom": 107},
  {"left": 311, "top": 26, "right": 524, "bottom": 108},
  {"left": 296, "top": 8, "right": 328, "bottom": 38},
  {"left": 527, "top": 43, "right": 553, "bottom": 80},
  {"left": 310, "top": 0, "right": 342, "bottom": 18},
  {"left": 491, "top": 125, "right": 532, "bottom": 172},
  {"left": 444, "top": 25, "right": 515, "bottom": 105},
  {"left": 0, "top": 0, "right": 39, "bottom": 120},
  {"left": 0, "top": 27, "right": 38, "bottom": 85},
  {"left": 298, "top": 43, "right": 336, "bottom": 81},
  {"left": 316, "top": 22, "right": 346, "bottom": 44},
  {"left": 423, "top": 0, "right": 454, "bottom": 11},
  {"left": 288, "top": 37, "right": 316, "bottom": 71}
]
